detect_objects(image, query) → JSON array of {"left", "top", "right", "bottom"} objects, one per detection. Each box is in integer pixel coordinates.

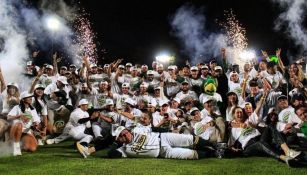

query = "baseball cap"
[
  {"left": 7, "top": 82, "right": 19, "bottom": 89},
  {"left": 157, "top": 64, "right": 164, "bottom": 68},
  {"left": 70, "top": 64, "right": 76, "bottom": 68},
  {"left": 81, "top": 83, "right": 88, "bottom": 88},
  {"left": 168, "top": 65, "right": 174, "bottom": 70},
  {"left": 148, "top": 99, "right": 157, "bottom": 107},
  {"left": 113, "top": 126, "right": 126, "bottom": 140},
  {"left": 118, "top": 65, "right": 125, "bottom": 69},
  {"left": 147, "top": 70, "right": 154, "bottom": 75},
  {"left": 172, "top": 97, "right": 181, "bottom": 104},
  {"left": 124, "top": 98, "right": 136, "bottom": 106},
  {"left": 26, "top": 61, "right": 32, "bottom": 66},
  {"left": 46, "top": 65, "right": 53, "bottom": 69},
  {"left": 90, "top": 63, "right": 97, "bottom": 68},
  {"left": 277, "top": 95, "right": 287, "bottom": 101},
  {"left": 140, "top": 82, "right": 148, "bottom": 88},
  {"left": 126, "top": 63, "right": 132, "bottom": 67},
  {"left": 181, "top": 80, "right": 189, "bottom": 85},
  {"left": 201, "top": 65, "right": 209, "bottom": 69},
  {"left": 34, "top": 84, "right": 45, "bottom": 90},
  {"left": 105, "top": 99, "right": 114, "bottom": 106},
  {"left": 159, "top": 100, "right": 169, "bottom": 107},
  {"left": 60, "top": 66, "right": 67, "bottom": 70},
  {"left": 154, "top": 86, "right": 162, "bottom": 90},
  {"left": 268, "top": 107, "right": 277, "bottom": 114},
  {"left": 122, "top": 83, "right": 130, "bottom": 88},
  {"left": 202, "top": 96, "right": 214, "bottom": 104},
  {"left": 57, "top": 76, "right": 68, "bottom": 85},
  {"left": 78, "top": 99, "right": 89, "bottom": 106},
  {"left": 229, "top": 71, "right": 238, "bottom": 77},
  {"left": 214, "top": 66, "right": 222, "bottom": 71},
  {"left": 190, "top": 66, "right": 198, "bottom": 71},
  {"left": 189, "top": 107, "right": 199, "bottom": 115},
  {"left": 20, "top": 91, "right": 33, "bottom": 99},
  {"left": 104, "top": 64, "right": 110, "bottom": 68}
]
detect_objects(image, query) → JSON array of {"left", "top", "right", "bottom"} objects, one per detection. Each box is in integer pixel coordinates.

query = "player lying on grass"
[{"left": 77, "top": 124, "right": 220, "bottom": 160}]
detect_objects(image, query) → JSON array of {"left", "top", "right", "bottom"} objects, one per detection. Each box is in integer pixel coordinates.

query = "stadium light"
[
  {"left": 155, "top": 53, "right": 174, "bottom": 64},
  {"left": 46, "top": 16, "right": 61, "bottom": 31}
]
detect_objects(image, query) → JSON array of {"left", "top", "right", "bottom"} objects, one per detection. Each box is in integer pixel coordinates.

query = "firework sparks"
[
  {"left": 218, "top": 9, "right": 251, "bottom": 66},
  {"left": 219, "top": 9, "right": 248, "bottom": 52},
  {"left": 74, "top": 9, "right": 98, "bottom": 63}
]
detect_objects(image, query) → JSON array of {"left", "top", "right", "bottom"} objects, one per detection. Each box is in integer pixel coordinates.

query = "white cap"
[
  {"left": 20, "top": 91, "right": 33, "bottom": 99},
  {"left": 126, "top": 63, "right": 132, "bottom": 67},
  {"left": 81, "top": 83, "right": 88, "bottom": 88},
  {"left": 148, "top": 99, "right": 157, "bottom": 107},
  {"left": 201, "top": 65, "right": 209, "bottom": 69},
  {"left": 147, "top": 70, "right": 154, "bottom": 75},
  {"left": 105, "top": 99, "right": 114, "bottom": 106},
  {"left": 202, "top": 96, "right": 214, "bottom": 104},
  {"left": 60, "top": 66, "right": 67, "bottom": 70},
  {"left": 268, "top": 107, "right": 276, "bottom": 114},
  {"left": 159, "top": 100, "right": 169, "bottom": 107},
  {"left": 190, "top": 66, "right": 198, "bottom": 71},
  {"left": 26, "top": 61, "right": 32, "bottom": 66},
  {"left": 154, "top": 86, "right": 162, "bottom": 90},
  {"left": 141, "top": 64, "right": 148, "bottom": 68},
  {"left": 104, "top": 64, "right": 110, "bottom": 68},
  {"left": 168, "top": 65, "right": 174, "bottom": 70},
  {"left": 172, "top": 97, "right": 181, "bottom": 104},
  {"left": 157, "top": 64, "right": 164, "bottom": 68},
  {"left": 131, "top": 66, "right": 138, "bottom": 71},
  {"left": 140, "top": 82, "right": 148, "bottom": 88},
  {"left": 113, "top": 126, "right": 126, "bottom": 140},
  {"left": 78, "top": 99, "right": 89, "bottom": 106},
  {"left": 124, "top": 98, "right": 136, "bottom": 106},
  {"left": 90, "top": 63, "right": 97, "bottom": 68},
  {"left": 46, "top": 65, "right": 54, "bottom": 69},
  {"left": 118, "top": 65, "right": 125, "bottom": 69},
  {"left": 122, "top": 83, "right": 130, "bottom": 88},
  {"left": 189, "top": 107, "right": 199, "bottom": 115},
  {"left": 214, "top": 66, "right": 222, "bottom": 71},
  {"left": 57, "top": 76, "right": 68, "bottom": 85},
  {"left": 7, "top": 82, "right": 19, "bottom": 89},
  {"left": 34, "top": 84, "right": 45, "bottom": 90}
]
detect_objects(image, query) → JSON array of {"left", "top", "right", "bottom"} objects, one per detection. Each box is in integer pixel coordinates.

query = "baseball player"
[
  {"left": 46, "top": 99, "right": 93, "bottom": 145},
  {"left": 76, "top": 125, "right": 216, "bottom": 159}
]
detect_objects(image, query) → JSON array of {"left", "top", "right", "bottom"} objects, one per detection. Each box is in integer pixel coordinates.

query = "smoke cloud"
[
  {"left": 273, "top": 0, "right": 307, "bottom": 54},
  {"left": 170, "top": 4, "right": 227, "bottom": 65},
  {"left": 0, "top": 0, "right": 83, "bottom": 90}
]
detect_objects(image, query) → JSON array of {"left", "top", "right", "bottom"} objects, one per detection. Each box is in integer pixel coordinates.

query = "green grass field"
[{"left": 0, "top": 141, "right": 306, "bottom": 175}]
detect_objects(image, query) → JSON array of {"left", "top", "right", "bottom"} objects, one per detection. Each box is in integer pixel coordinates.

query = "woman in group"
[
  {"left": 228, "top": 106, "right": 301, "bottom": 166},
  {"left": 7, "top": 91, "right": 41, "bottom": 156}
]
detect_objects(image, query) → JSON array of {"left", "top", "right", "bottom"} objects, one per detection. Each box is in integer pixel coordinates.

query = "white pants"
[
  {"left": 69, "top": 125, "right": 93, "bottom": 144},
  {"left": 53, "top": 124, "right": 72, "bottom": 144},
  {"left": 159, "top": 133, "right": 198, "bottom": 160}
]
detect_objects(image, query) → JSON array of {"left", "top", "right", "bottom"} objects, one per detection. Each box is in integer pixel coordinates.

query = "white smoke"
[
  {"left": 0, "top": 0, "right": 82, "bottom": 90},
  {"left": 273, "top": 0, "right": 307, "bottom": 53},
  {"left": 0, "top": 0, "right": 29, "bottom": 89},
  {"left": 170, "top": 5, "right": 227, "bottom": 65}
]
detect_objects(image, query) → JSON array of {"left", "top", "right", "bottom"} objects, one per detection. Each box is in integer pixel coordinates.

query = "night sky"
[{"left": 55, "top": 0, "right": 307, "bottom": 64}]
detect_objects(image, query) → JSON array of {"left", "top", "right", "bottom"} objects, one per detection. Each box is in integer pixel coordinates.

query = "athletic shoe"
[
  {"left": 46, "top": 139, "right": 55, "bottom": 145},
  {"left": 38, "top": 139, "right": 44, "bottom": 146},
  {"left": 76, "top": 142, "right": 90, "bottom": 158},
  {"left": 284, "top": 156, "right": 296, "bottom": 167},
  {"left": 13, "top": 142, "right": 22, "bottom": 156},
  {"left": 287, "top": 149, "right": 301, "bottom": 159}
]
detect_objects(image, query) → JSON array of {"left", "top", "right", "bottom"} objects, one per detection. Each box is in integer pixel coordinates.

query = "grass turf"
[{"left": 0, "top": 141, "right": 306, "bottom": 175}]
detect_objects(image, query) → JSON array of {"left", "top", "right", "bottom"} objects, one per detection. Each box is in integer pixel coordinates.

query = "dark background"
[{"left": 37, "top": 0, "right": 307, "bottom": 65}]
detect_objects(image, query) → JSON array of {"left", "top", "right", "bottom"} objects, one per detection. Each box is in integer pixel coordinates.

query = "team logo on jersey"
[
  {"left": 282, "top": 111, "right": 291, "bottom": 123},
  {"left": 131, "top": 134, "right": 146, "bottom": 152},
  {"left": 53, "top": 120, "right": 65, "bottom": 133},
  {"left": 241, "top": 127, "right": 255, "bottom": 137}
]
